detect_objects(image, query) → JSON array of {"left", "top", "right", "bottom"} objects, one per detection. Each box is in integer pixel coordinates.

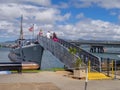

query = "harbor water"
[
  {"left": 0, "top": 48, "right": 64, "bottom": 70},
  {"left": 0, "top": 48, "right": 11, "bottom": 62},
  {"left": 81, "top": 45, "right": 120, "bottom": 61}
]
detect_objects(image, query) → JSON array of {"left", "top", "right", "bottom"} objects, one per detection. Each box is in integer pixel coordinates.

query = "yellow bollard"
[{"left": 88, "top": 60, "right": 91, "bottom": 73}]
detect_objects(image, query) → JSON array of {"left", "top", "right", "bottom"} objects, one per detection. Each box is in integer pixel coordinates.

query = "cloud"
[
  {"left": 95, "top": 0, "right": 120, "bottom": 9},
  {"left": 72, "top": 0, "right": 120, "bottom": 9},
  {"left": 0, "top": 0, "right": 120, "bottom": 42},
  {"left": 34, "top": 8, "right": 65, "bottom": 23},
  {"left": 0, "top": 2, "right": 70, "bottom": 23},
  {"left": 0, "top": 0, "right": 72, "bottom": 41},
  {"left": 54, "top": 19, "right": 120, "bottom": 40},
  {"left": 0, "top": 0, "right": 51, "bottom": 6},
  {"left": 53, "top": 2, "right": 69, "bottom": 9},
  {"left": 71, "top": 0, "right": 92, "bottom": 8},
  {"left": 27, "top": 0, "right": 51, "bottom": 6},
  {"left": 76, "top": 13, "right": 84, "bottom": 19}
]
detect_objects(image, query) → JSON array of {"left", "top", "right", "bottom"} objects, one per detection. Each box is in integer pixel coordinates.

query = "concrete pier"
[{"left": 0, "top": 71, "right": 120, "bottom": 90}]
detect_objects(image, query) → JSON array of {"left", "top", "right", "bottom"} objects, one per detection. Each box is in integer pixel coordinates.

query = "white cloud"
[
  {"left": 0, "top": 1, "right": 72, "bottom": 41},
  {"left": 71, "top": 0, "right": 92, "bottom": 8},
  {"left": 76, "top": 13, "right": 84, "bottom": 19},
  {"left": 0, "top": 0, "right": 51, "bottom": 6},
  {"left": 35, "top": 8, "right": 60, "bottom": 23},
  {"left": 0, "top": 4, "right": 21, "bottom": 19},
  {"left": 54, "top": 19, "right": 120, "bottom": 40},
  {"left": 0, "top": 0, "right": 120, "bottom": 41},
  {"left": 72, "top": 0, "right": 120, "bottom": 9},
  {"left": 57, "top": 13, "right": 71, "bottom": 21},
  {"left": 27, "top": 0, "right": 51, "bottom": 6},
  {"left": 110, "top": 11, "right": 117, "bottom": 16},
  {"left": 59, "top": 2, "right": 69, "bottom": 8},
  {"left": 95, "top": 0, "right": 120, "bottom": 9},
  {"left": 53, "top": 2, "right": 69, "bottom": 9}
]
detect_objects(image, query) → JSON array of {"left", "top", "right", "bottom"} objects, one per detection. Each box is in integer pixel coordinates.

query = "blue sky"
[{"left": 1, "top": 0, "right": 120, "bottom": 42}]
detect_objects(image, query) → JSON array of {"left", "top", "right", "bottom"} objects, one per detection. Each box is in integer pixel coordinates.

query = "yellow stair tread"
[{"left": 88, "top": 72, "right": 112, "bottom": 80}]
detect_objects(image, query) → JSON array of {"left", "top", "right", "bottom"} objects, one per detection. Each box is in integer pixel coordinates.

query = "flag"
[{"left": 29, "top": 25, "right": 34, "bottom": 32}]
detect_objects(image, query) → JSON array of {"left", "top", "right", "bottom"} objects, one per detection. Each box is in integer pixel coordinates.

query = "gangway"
[{"left": 38, "top": 36, "right": 101, "bottom": 72}]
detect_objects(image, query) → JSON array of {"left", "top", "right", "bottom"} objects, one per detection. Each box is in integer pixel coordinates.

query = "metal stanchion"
[
  {"left": 107, "top": 58, "right": 110, "bottom": 76},
  {"left": 111, "top": 60, "right": 114, "bottom": 79},
  {"left": 84, "top": 58, "right": 88, "bottom": 90},
  {"left": 85, "top": 65, "right": 88, "bottom": 90},
  {"left": 114, "top": 60, "right": 117, "bottom": 79}
]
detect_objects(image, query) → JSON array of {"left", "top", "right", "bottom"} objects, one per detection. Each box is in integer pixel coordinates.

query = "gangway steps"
[
  {"left": 38, "top": 36, "right": 101, "bottom": 71},
  {"left": 88, "top": 72, "right": 112, "bottom": 80}
]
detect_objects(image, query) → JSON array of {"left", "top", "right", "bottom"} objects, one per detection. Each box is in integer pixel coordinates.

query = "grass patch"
[
  {"left": 11, "top": 68, "right": 65, "bottom": 73},
  {"left": 41, "top": 68, "right": 65, "bottom": 72},
  {"left": 11, "top": 69, "right": 41, "bottom": 73}
]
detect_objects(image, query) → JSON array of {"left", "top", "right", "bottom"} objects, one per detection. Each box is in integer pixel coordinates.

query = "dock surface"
[{"left": 0, "top": 71, "right": 120, "bottom": 90}]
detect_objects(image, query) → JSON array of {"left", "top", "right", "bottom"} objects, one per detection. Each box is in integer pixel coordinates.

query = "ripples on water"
[{"left": 0, "top": 48, "right": 64, "bottom": 69}]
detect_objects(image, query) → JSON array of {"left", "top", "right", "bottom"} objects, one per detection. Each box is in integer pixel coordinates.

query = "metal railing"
[
  {"left": 100, "top": 58, "right": 120, "bottom": 78},
  {"left": 58, "top": 39, "right": 101, "bottom": 72},
  {"left": 38, "top": 36, "right": 101, "bottom": 71}
]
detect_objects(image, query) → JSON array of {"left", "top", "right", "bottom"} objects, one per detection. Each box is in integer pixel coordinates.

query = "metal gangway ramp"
[{"left": 38, "top": 36, "right": 102, "bottom": 71}]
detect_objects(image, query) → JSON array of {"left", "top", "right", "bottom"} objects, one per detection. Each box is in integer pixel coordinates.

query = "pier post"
[
  {"left": 114, "top": 60, "right": 117, "bottom": 79},
  {"left": 84, "top": 65, "right": 88, "bottom": 90},
  {"left": 88, "top": 60, "right": 91, "bottom": 73},
  {"left": 111, "top": 60, "right": 114, "bottom": 78},
  {"left": 107, "top": 58, "right": 110, "bottom": 76}
]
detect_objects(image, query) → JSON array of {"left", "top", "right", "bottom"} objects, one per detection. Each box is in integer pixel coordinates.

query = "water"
[
  {"left": 0, "top": 48, "right": 11, "bottom": 62},
  {"left": 81, "top": 46, "right": 120, "bottom": 61},
  {"left": 0, "top": 48, "right": 64, "bottom": 69}
]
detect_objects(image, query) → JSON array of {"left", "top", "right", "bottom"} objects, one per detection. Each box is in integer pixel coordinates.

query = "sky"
[{"left": 1, "top": 0, "right": 120, "bottom": 42}]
